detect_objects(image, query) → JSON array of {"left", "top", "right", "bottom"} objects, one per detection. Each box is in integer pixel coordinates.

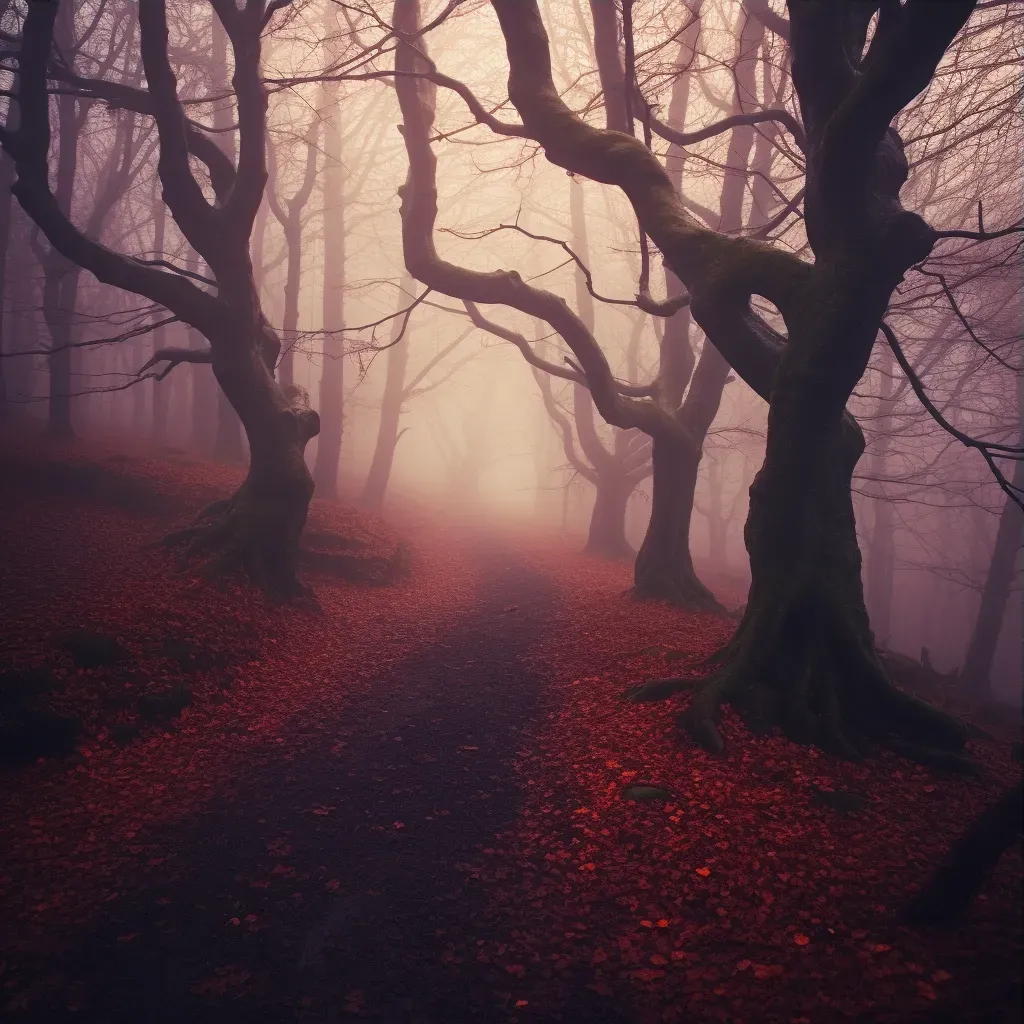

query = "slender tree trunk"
[
  {"left": 278, "top": 223, "right": 301, "bottom": 390},
  {"left": 566, "top": 178, "right": 636, "bottom": 554},
  {"left": 0, "top": 152, "right": 13, "bottom": 417},
  {"left": 866, "top": 346, "right": 897, "bottom": 646},
  {"left": 313, "top": 79, "right": 346, "bottom": 498},
  {"left": 42, "top": 61, "right": 80, "bottom": 440},
  {"left": 961, "top": 454, "right": 1024, "bottom": 697},
  {"left": 361, "top": 279, "right": 413, "bottom": 510},
  {"left": 632, "top": 10, "right": 757, "bottom": 607},
  {"left": 4, "top": 213, "right": 36, "bottom": 412},
  {"left": 42, "top": 260, "right": 79, "bottom": 439},
  {"left": 709, "top": 516, "right": 729, "bottom": 572},
  {"left": 150, "top": 199, "right": 169, "bottom": 446}
]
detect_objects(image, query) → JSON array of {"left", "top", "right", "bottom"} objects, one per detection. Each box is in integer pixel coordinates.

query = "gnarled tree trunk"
[{"left": 168, "top": 313, "right": 319, "bottom": 595}]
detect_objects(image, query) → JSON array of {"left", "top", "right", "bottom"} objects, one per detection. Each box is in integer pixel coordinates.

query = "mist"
[{"left": 0, "top": 1, "right": 1021, "bottom": 1021}]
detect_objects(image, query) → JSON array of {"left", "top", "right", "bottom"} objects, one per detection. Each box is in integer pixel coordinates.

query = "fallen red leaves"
[
  {"left": 0, "top": 432, "right": 481, "bottom": 952},
  {"left": 0, "top": 432, "right": 1019, "bottom": 1023},
  {"left": 458, "top": 546, "right": 1022, "bottom": 1023}
]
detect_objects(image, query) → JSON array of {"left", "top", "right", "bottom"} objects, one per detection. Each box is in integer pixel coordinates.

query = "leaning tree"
[
  {"left": 488, "top": 0, "right": 1022, "bottom": 766},
  {"left": 399, "top": 0, "right": 1021, "bottom": 766},
  {"left": 0, "top": 0, "right": 321, "bottom": 594}
]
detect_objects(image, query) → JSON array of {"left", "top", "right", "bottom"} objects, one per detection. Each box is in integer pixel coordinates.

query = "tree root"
[
  {"left": 902, "top": 781, "right": 1023, "bottom": 926},
  {"left": 631, "top": 566, "right": 725, "bottom": 613},
  {"left": 623, "top": 677, "right": 699, "bottom": 702},
  {"left": 162, "top": 483, "right": 311, "bottom": 600},
  {"left": 629, "top": 592, "right": 977, "bottom": 773}
]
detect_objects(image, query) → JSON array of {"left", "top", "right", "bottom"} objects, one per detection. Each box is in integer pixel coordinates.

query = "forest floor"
[{"left": 0, "top": 430, "right": 1020, "bottom": 1024}]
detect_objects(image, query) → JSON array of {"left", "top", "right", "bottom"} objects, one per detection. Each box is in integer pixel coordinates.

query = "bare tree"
[
  {"left": 396, "top": 0, "right": 1019, "bottom": 768},
  {"left": 1, "top": 1, "right": 321, "bottom": 594}
]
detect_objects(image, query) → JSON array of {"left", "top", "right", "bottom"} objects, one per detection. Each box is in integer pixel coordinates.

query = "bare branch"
[
  {"left": 138, "top": 346, "right": 213, "bottom": 382},
  {"left": 881, "top": 322, "right": 1023, "bottom": 512}
]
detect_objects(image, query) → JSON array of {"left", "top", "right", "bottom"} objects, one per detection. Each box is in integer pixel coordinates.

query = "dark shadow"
[{"left": 10, "top": 547, "right": 630, "bottom": 1024}]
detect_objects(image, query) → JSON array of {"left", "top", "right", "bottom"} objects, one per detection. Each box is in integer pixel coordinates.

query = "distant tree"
[{"left": 1, "top": 1, "right": 322, "bottom": 594}]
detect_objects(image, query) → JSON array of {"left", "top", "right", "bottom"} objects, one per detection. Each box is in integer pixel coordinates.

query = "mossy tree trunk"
[{"left": 486, "top": 0, "right": 981, "bottom": 766}]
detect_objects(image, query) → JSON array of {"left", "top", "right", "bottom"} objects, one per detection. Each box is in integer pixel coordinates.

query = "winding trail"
[{"left": 18, "top": 542, "right": 625, "bottom": 1023}]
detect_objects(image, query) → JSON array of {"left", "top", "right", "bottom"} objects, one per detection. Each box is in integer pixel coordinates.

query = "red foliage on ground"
[
  {"left": 0, "top": 432, "right": 1019, "bottom": 1023},
  {"left": 469, "top": 550, "right": 1022, "bottom": 1022},
  {"left": 0, "top": 432, "right": 480, "bottom": 946}
]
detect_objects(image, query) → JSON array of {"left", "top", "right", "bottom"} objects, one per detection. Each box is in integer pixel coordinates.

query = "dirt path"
[{"left": 11, "top": 541, "right": 624, "bottom": 1024}]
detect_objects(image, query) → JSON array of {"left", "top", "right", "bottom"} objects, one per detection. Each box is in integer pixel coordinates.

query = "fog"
[{"left": 1, "top": 0, "right": 1020, "bottom": 705}]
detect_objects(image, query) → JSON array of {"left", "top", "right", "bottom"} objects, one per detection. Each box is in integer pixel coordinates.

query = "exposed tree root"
[
  {"left": 300, "top": 543, "right": 411, "bottom": 586},
  {"left": 163, "top": 476, "right": 312, "bottom": 600},
  {"left": 902, "top": 781, "right": 1023, "bottom": 926},
  {"left": 631, "top": 561, "right": 725, "bottom": 613},
  {"left": 629, "top": 590, "right": 977, "bottom": 773},
  {"left": 584, "top": 537, "right": 636, "bottom": 562}
]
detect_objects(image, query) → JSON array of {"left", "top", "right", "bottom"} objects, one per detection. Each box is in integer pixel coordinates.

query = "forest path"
[{"left": 16, "top": 538, "right": 625, "bottom": 1024}]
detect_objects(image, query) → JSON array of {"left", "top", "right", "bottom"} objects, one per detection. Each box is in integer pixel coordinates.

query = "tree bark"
[
  {"left": 585, "top": 472, "right": 634, "bottom": 559},
  {"left": 961, "top": 453, "right": 1024, "bottom": 697},
  {"left": 866, "top": 346, "right": 897, "bottom": 646},
  {"left": 903, "top": 781, "right": 1023, "bottom": 926},
  {"left": 312, "top": 70, "right": 345, "bottom": 498},
  {"left": 634, "top": 434, "right": 720, "bottom": 606},
  {"left": 150, "top": 196, "right": 169, "bottom": 446},
  {"left": 361, "top": 278, "right": 414, "bottom": 511}
]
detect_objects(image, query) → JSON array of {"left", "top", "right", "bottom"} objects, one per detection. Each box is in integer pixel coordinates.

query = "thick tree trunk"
[
  {"left": 167, "top": 324, "right": 319, "bottom": 596},
  {"left": 961, "top": 454, "right": 1024, "bottom": 697},
  {"left": 671, "top": 393, "right": 969, "bottom": 770},
  {"left": 186, "top": 253, "right": 218, "bottom": 451},
  {"left": 213, "top": 382, "right": 245, "bottom": 463},
  {"left": 634, "top": 435, "right": 719, "bottom": 608},
  {"left": 208, "top": 16, "right": 246, "bottom": 466},
  {"left": 585, "top": 472, "right": 634, "bottom": 560}
]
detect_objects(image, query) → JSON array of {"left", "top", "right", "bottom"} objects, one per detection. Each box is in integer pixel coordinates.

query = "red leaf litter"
[
  {"left": 463, "top": 551, "right": 1022, "bottom": 1023},
  {"left": 0, "top": 433, "right": 480, "bottom": 941},
  {"left": 0, "top": 431, "right": 1020, "bottom": 1024}
]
